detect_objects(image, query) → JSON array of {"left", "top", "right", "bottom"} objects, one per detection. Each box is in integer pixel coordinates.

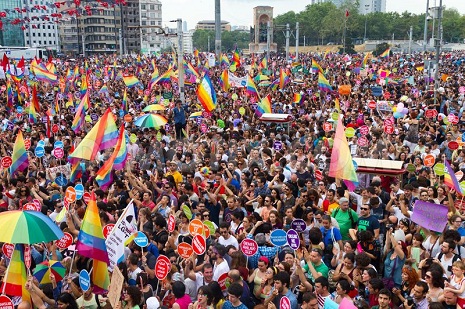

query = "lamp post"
[{"left": 364, "top": 4, "right": 369, "bottom": 42}]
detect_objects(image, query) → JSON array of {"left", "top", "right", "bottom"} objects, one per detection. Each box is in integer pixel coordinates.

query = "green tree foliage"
[
  {"left": 192, "top": 29, "right": 251, "bottom": 52},
  {"left": 373, "top": 42, "right": 390, "bottom": 56}
]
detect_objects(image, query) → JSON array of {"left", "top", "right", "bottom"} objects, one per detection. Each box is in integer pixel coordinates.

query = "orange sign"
[
  {"left": 423, "top": 154, "right": 435, "bottom": 167},
  {"left": 64, "top": 186, "right": 76, "bottom": 203},
  {"left": 177, "top": 242, "right": 194, "bottom": 259},
  {"left": 188, "top": 219, "right": 204, "bottom": 237},
  {"left": 203, "top": 223, "right": 210, "bottom": 238},
  {"left": 124, "top": 114, "right": 133, "bottom": 122}
]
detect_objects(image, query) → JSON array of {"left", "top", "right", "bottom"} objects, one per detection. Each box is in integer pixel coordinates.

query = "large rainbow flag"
[
  {"left": 76, "top": 192, "right": 110, "bottom": 292},
  {"left": 318, "top": 72, "right": 333, "bottom": 92},
  {"left": 96, "top": 126, "right": 127, "bottom": 190},
  {"left": 68, "top": 108, "right": 118, "bottom": 164},
  {"left": 196, "top": 75, "right": 217, "bottom": 112},
  {"left": 123, "top": 75, "right": 141, "bottom": 88},
  {"left": 328, "top": 116, "right": 358, "bottom": 190},
  {"left": 10, "top": 131, "right": 28, "bottom": 176},
  {"left": 444, "top": 160, "right": 464, "bottom": 195},
  {"left": 256, "top": 94, "right": 272, "bottom": 117},
  {"left": 219, "top": 70, "right": 230, "bottom": 92},
  {"left": 246, "top": 75, "right": 259, "bottom": 98},
  {"left": 0, "top": 244, "right": 30, "bottom": 302}
]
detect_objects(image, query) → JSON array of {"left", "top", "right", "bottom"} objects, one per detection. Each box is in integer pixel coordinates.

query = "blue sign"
[
  {"left": 91, "top": 114, "right": 99, "bottom": 121},
  {"left": 37, "top": 140, "right": 45, "bottom": 147},
  {"left": 54, "top": 175, "right": 68, "bottom": 187},
  {"left": 74, "top": 184, "right": 84, "bottom": 200},
  {"left": 462, "top": 132, "right": 465, "bottom": 142},
  {"left": 16, "top": 106, "right": 23, "bottom": 113},
  {"left": 352, "top": 160, "right": 358, "bottom": 171},
  {"left": 273, "top": 141, "right": 283, "bottom": 151},
  {"left": 372, "top": 86, "right": 383, "bottom": 97},
  {"left": 119, "top": 110, "right": 125, "bottom": 118},
  {"left": 54, "top": 141, "right": 64, "bottom": 149},
  {"left": 79, "top": 269, "right": 91, "bottom": 292},
  {"left": 270, "top": 229, "right": 288, "bottom": 247},
  {"left": 34, "top": 146, "right": 45, "bottom": 158},
  {"left": 134, "top": 231, "right": 148, "bottom": 247}
]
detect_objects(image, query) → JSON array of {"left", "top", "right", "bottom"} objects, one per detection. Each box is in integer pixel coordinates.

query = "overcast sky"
[{"left": 161, "top": 0, "right": 465, "bottom": 30}]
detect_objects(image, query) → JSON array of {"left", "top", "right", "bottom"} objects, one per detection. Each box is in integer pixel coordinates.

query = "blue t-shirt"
[
  {"left": 221, "top": 301, "right": 248, "bottom": 309},
  {"left": 320, "top": 227, "right": 342, "bottom": 248}
]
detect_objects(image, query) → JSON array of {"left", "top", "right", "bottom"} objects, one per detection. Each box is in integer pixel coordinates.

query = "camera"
[
  {"left": 405, "top": 296, "right": 417, "bottom": 309},
  {"left": 386, "top": 224, "right": 394, "bottom": 231}
]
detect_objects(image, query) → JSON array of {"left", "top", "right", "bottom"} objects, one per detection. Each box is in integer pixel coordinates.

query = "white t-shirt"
[
  {"left": 213, "top": 259, "right": 230, "bottom": 281},
  {"left": 218, "top": 235, "right": 239, "bottom": 250}
]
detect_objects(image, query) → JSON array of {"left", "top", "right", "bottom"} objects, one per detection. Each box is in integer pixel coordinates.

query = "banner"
[
  {"left": 107, "top": 266, "right": 124, "bottom": 308},
  {"left": 411, "top": 200, "right": 448, "bottom": 233},
  {"left": 207, "top": 53, "right": 216, "bottom": 68},
  {"left": 228, "top": 72, "right": 247, "bottom": 88},
  {"left": 47, "top": 164, "right": 71, "bottom": 179},
  {"left": 105, "top": 201, "right": 137, "bottom": 270}
]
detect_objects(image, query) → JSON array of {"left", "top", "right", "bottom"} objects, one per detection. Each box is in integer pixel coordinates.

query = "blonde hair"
[{"left": 453, "top": 260, "right": 465, "bottom": 271}]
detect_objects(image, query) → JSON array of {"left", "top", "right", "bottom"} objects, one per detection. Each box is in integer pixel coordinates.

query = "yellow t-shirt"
[{"left": 328, "top": 202, "right": 339, "bottom": 215}]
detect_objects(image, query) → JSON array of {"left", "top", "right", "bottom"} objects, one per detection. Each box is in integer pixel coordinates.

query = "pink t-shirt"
[{"left": 174, "top": 294, "right": 191, "bottom": 309}]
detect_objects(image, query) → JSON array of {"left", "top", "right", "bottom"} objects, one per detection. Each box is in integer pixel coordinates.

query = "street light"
[{"left": 364, "top": 4, "right": 370, "bottom": 42}]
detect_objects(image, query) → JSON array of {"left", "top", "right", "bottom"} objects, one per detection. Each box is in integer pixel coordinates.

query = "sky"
[{"left": 161, "top": 0, "right": 465, "bottom": 30}]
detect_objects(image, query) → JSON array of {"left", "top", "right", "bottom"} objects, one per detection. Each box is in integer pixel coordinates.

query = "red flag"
[
  {"left": 17, "top": 56, "right": 25, "bottom": 69},
  {"left": 32, "top": 85, "right": 41, "bottom": 113},
  {"left": 345, "top": 10, "right": 349, "bottom": 17},
  {"left": 2, "top": 54, "right": 9, "bottom": 71},
  {"left": 47, "top": 53, "right": 52, "bottom": 64}
]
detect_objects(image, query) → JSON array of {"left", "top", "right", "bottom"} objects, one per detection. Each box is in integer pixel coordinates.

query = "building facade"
[
  {"left": 0, "top": 0, "right": 26, "bottom": 47},
  {"left": 196, "top": 20, "right": 231, "bottom": 32},
  {"left": 23, "top": 0, "right": 59, "bottom": 50},
  {"left": 358, "top": 0, "right": 387, "bottom": 14}
]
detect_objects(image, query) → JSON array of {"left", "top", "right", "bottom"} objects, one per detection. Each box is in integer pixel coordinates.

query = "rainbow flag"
[
  {"left": 10, "top": 131, "right": 28, "bottom": 176},
  {"left": 28, "top": 100, "right": 38, "bottom": 124},
  {"left": 31, "top": 63, "right": 57, "bottom": 84},
  {"left": 66, "top": 93, "right": 74, "bottom": 108},
  {"left": 31, "top": 84, "right": 41, "bottom": 113},
  {"left": 69, "top": 162, "right": 83, "bottom": 183},
  {"left": 335, "top": 98, "right": 341, "bottom": 112},
  {"left": 153, "top": 68, "right": 172, "bottom": 85},
  {"left": 68, "top": 109, "right": 118, "bottom": 164},
  {"left": 259, "top": 57, "right": 268, "bottom": 71},
  {"left": 269, "top": 79, "right": 279, "bottom": 91},
  {"left": 196, "top": 75, "right": 217, "bottom": 112},
  {"left": 46, "top": 62, "right": 57, "bottom": 75},
  {"left": 149, "top": 67, "right": 159, "bottom": 88},
  {"left": 80, "top": 74, "right": 88, "bottom": 98},
  {"left": 71, "top": 91, "right": 89, "bottom": 133},
  {"left": 362, "top": 52, "right": 370, "bottom": 69},
  {"left": 113, "top": 130, "right": 128, "bottom": 170},
  {"left": 293, "top": 93, "right": 303, "bottom": 105},
  {"left": 232, "top": 48, "right": 241, "bottom": 67},
  {"left": 329, "top": 116, "right": 358, "bottom": 190},
  {"left": 312, "top": 59, "right": 324, "bottom": 74},
  {"left": 76, "top": 192, "right": 110, "bottom": 291},
  {"left": 256, "top": 95, "right": 272, "bottom": 117},
  {"left": 121, "top": 89, "right": 128, "bottom": 115},
  {"left": 246, "top": 75, "right": 259, "bottom": 98},
  {"left": 184, "top": 59, "right": 200, "bottom": 78},
  {"left": 444, "top": 160, "right": 464, "bottom": 195},
  {"left": 219, "top": 70, "right": 230, "bottom": 92},
  {"left": 279, "top": 68, "right": 289, "bottom": 89},
  {"left": 123, "top": 75, "right": 140, "bottom": 88},
  {"left": 221, "top": 54, "right": 230, "bottom": 67},
  {"left": 6, "top": 79, "right": 13, "bottom": 110},
  {"left": 318, "top": 72, "right": 333, "bottom": 92},
  {"left": 0, "top": 244, "right": 30, "bottom": 301},
  {"left": 379, "top": 48, "right": 390, "bottom": 58},
  {"left": 99, "top": 84, "right": 109, "bottom": 96},
  {"left": 96, "top": 126, "right": 126, "bottom": 190}
]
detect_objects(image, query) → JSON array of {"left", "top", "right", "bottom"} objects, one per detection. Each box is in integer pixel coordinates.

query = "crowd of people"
[{"left": 0, "top": 48, "right": 465, "bottom": 309}]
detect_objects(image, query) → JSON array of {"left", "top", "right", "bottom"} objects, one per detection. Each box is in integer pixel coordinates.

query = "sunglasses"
[{"left": 360, "top": 207, "right": 369, "bottom": 211}]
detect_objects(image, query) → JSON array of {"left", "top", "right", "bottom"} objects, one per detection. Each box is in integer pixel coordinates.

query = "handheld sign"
[
  {"left": 24, "top": 245, "right": 31, "bottom": 269},
  {"left": 134, "top": 231, "right": 149, "bottom": 247},
  {"left": 0, "top": 295, "right": 14, "bottom": 309},
  {"left": 240, "top": 239, "right": 258, "bottom": 257},
  {"left": 167, "top": 215, "right": 176, "bottom": 233},
  {"left": 182, "top": 204, "right": 193, "bottom": 220},
  {"left": 53, "top": 147, "right": 64, "bottom": 159},
  {"left": 54, "top": 141, "right": 64, "bottom": 149},
  {"left": 74, "top": 184, "right": 84, "bottom": 200},
  {"left": 83, "top": 192, "right": 92, "bottom": 204},
  {"left": 192, "top": 234, "right": 206, "bottom": 255},
  {"left": 270, "top": 229, "right": 288, "bottom": 247},
  {"left": 55, "top": 175, "right": 68, "bottom": 187},
  {"left": 280, "top": 296, "right": 291, "bottom": 309},
  {"left": 64, "top": 186, "right": 77, "bottom": 203},
  {"left": 55, "top": 232, "right": 73, "bottom": 249},
  {"left": 188, "top": 219, "right": 204, "bottom": 237},
  {"left": 218, "top": 272, "right": 231, "bottom": 291},
  {"left": 286, "top": 229, "right": 300, "bottom": 250},
  {"left": 24, "top": 139, "right": 31, "bottom": 150},
  {"left": 2, "top": 243, "right": 14, "bottom": 259},
  {"left": 79, "top": 269, "right": 91, "bottom": 292},
  {"left": 34, "top": 146, "right": 45, "bottom": 158},
  {"left": 291, "top": 219, "right": 306, "bottom": 233},
  {"left": 177, "top": 242, "right": 194, "bottom": 259},
  {"left": 203, "top": 220, "right": 216, "bottom": 236},
  {"left": 273, "top": 141, "right": 283, "bottom": 151},
  {"left": 155, "top": 255, "right": 171, "bottom": 280},
  {"left": 1, "top": 156, "right": 12, "bottom": 168},
  {"left": 102, "top": 224, "right": 115, "bottom": 239}
]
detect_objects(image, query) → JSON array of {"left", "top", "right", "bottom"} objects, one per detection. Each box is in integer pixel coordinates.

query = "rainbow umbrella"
[
  {"left": 0, "top": 211, "right": 64, "bottom": 244},
  {"left": 143, "top": 104, "right": 166, "bottom": 112},
  {"left": 33, "top": 260, "right": 66, "bottom": 284},
  {"left": 134, "top": 114, "right": 168, "bottom": 128},
  {"left": 189, "top": 111, "right": 203, "bottom": 119}
]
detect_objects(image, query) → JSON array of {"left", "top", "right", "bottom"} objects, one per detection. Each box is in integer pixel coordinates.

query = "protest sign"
[
  {"left": 47, "top": 165, "right": 71, "bottom": 180},
  {"left": 411, "top": 200, "right": 448, "bottom": 233},
  {"left": 107, "top": 266, "right": 124, "bottom": 308}
]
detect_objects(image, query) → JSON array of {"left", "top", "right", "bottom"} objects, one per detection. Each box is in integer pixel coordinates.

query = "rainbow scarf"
[
  {"left": 10, "top": 131, "right": 29, "bottom": 176},
  {"left": 76, "top": 192, "right": 110, "bottom": 291},
  {"left": 196, "top": 75, "right": 217, "bottom": 112}
]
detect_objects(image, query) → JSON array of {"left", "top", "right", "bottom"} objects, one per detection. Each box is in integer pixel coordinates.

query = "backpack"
[{"left": 333, "top": 208, "right": 356, "bottom": 229}]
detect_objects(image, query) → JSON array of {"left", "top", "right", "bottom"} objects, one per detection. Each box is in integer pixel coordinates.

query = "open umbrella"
[
  {"left": 134, "top": 114, "right": 168, "bottom": 128},
  {"left": 189, "top": 111, "right": 203, "bottom": 119},
  {"left": 0, "top": 211, "right": 64, "bottom": 244},
  {"left": 143, "top": 104, "right": 166, "bottom": 112},
  {"left": 33, "top": 260, "right": 66, "bottom": 284}
]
